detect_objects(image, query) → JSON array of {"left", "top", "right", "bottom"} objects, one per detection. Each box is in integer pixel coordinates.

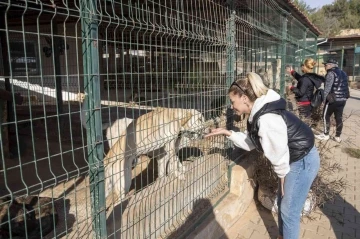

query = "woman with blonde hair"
[
  {"left": 205, "top": 72, "right": 320, "bottom": 239},
  {"left": 288, "top": 58, "right": 325, "bottom": 120}
]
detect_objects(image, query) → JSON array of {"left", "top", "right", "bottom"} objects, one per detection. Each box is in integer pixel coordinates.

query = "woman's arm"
[
  {"left": 204, "top": 128, "right": 255, "bottom": 151},
  {"left": 323, "top": 71, "right": 335, "bottom": 102},
  {"left": 291, "top": 70, "right": 302, "bottom": 81}
]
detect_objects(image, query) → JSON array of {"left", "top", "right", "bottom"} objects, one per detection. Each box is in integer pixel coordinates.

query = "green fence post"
[
  {"left": 226, "top": 9, "right": 236, "bottom": 185},
  {"left": 0, "top": 12, "right": 11, "bottom": 159},
  {"left": 265, "top": 46, "right": 268, "bottom": 72},
  {"left": 52, "top": 22, "right": 64, "bottom": 126},
  {"left": 341, "top": 46, "right": 345, "bottom": 70},
  {"left": 226, "top": 11, "right": 236, "bottom": 89},
  {"left": 355, "top": 44, "right": 360, "bottom": 82},
  {"left": 359, "top": 47, "right": 360, "bottom": 81},
  {"left": 353, "top": 44, "right": 357, "bottom": 81},
  {"left": 302, "top": 28, "right": 308, "bottom": 63},
  {"left": 80, "top": 0, "right": 107, "bottom": 238},
  {"left": 279, "top": 15, "right": 288, "bottom": 97}
]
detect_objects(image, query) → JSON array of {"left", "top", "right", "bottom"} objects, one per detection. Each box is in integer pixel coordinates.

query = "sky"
[{"left": 304, "top": 0, "right": 335, "bottom": 9}]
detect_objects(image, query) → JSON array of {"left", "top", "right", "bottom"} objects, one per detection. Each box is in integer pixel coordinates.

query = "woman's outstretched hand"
[{"left": 204, "top": 128, "right": 232, "bottom": 138}]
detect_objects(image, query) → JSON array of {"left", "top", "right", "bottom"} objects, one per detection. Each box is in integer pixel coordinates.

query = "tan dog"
[
  {"left": 106, "top": 117, "right": 133, "bottom": 149},
  {"left": 104, "top": 107, "right": 206, "bottom": 206}
]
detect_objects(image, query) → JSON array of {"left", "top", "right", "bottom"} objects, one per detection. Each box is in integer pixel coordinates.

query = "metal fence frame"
[{"left": 0, "top": 0, "right": 319, "bottom": 238}]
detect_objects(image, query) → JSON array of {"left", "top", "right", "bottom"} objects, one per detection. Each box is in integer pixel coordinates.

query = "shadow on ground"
[{"left": 167, "top": 198, "right": 229, "bottom": 239}]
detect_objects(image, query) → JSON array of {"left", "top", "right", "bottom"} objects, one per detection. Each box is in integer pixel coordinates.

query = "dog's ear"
[{"left": 180, "top": 111, "right": 193, "bottom": 128}]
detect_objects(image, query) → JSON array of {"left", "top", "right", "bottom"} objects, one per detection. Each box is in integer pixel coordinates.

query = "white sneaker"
[
  {"left": 334, "top": 137, "right": 342, "bottom": 143},
  {"left": 315, "top": 134, "right": 330, "bottom": 141}
]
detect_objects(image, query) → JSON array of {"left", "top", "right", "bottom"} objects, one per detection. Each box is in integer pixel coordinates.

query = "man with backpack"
[{"left": 315, "top": 59, "right": 350, "bottom": 143}]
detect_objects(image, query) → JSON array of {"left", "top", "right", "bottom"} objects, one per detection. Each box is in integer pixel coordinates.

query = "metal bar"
[
  {"left": 315, "top": 36, "right": 318, "bottom": 58},
  {"left": 265, "top": 46, "right": 268, "bottom": 75},
  {"left": 341, "top": 46, "right": 345, "bottom": 70},
  {"left": 53, "top": 22, "right": 64, "bottom": 125},
  {"left": 279, "top": 15, "right": 288, "bottom": 97},
  {"left": 225, "top": 5, "right": 236, "bottom": 179},
  {"left": 353, "top": 44, "right": 357, "bottom": 80},
  {"left": 226, "top": 11, "right": 235, "bottom": 90},
  {"left": 0, "top": 11, "right": 10, "bottom": 159},
  {"left": 359, "top": 47, "right": 360, "bottom": 81},
  {"left": 302, "top": 28, "right": 308, "bottom": 63},
  {"left": 80, "top": 0, "right": 107, "bottom": 238}
]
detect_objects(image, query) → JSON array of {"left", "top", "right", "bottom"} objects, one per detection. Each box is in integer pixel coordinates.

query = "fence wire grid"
[{"left": 0, "top": 0, "right": 318, "bottom": 238}]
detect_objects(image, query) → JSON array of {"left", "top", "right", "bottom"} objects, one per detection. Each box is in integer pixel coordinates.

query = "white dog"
[{"left": 104, "top": 107, "right": 207, "bottom": 207}]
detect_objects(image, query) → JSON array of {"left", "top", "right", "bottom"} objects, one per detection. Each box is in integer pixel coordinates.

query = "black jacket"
[
  {"left": 247, "top": 98, "right": 314, "bottom": 163},
  {"left": 291, "top": 72, "right": 325, "bottom": 102},
  {"left": 327, "top": 67, "right": 349, "bottom": 101}
]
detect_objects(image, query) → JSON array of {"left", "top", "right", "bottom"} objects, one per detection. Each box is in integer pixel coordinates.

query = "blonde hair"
[
  {"left": 302, "top": 58, "right": 317, "bottom": 73},
  {"left": 228, "top": 72, "right": 268, "bottom": 102}
]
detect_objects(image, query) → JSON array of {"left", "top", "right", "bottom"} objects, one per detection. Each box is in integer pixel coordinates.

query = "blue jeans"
[{"left": 277, "top": 146, "right": 320, "bottom": 239}]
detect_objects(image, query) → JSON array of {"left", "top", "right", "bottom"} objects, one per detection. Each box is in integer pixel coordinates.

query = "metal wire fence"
[{"left": 0, "top": 0, "right": 318, "bottom": 238}]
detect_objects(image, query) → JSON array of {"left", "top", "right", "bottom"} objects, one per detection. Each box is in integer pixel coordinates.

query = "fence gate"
[{"left": 0, "top": 0, "right": 317, "bottom": 238}]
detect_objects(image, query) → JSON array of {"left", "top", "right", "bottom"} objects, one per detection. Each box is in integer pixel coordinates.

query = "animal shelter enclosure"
[{"left": 0, "top": 0, "right": 319, "bottom": 238}]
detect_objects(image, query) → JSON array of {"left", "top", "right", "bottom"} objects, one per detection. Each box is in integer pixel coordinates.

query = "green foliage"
[
  {"left": 292, "top": 0, "right": 317, "bottom": 16},
  {"left": 292, "top": 0, "right": 360, "bottom": 37}
]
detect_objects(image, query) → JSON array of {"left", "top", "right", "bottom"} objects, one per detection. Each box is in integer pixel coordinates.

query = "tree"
[
  {"left": 305, "top": 0, "right": 360, "bottom": 37},
  {"left": 292, "top": 0, "right": 317, "bottom": 16}
]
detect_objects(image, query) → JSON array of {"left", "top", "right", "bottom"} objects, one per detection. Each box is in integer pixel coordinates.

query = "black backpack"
[{"left": 311, "top": 88, "right": 324, "bottom": 108}]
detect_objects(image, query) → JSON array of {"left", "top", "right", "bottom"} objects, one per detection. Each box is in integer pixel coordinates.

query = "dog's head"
[{"left": 180, "top": 109, "right": 209, "bottom": 140}]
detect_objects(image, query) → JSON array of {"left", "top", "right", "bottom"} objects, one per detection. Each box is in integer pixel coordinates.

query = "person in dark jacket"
[
  {"left": 205, "top": 72, "right": 320, "bottom": 239},
  {"left": 315, "top": 59, "right": 350, "bottom": 143},
  {"left": 288, "top": 58, "right": 325, "bottom": 120}
]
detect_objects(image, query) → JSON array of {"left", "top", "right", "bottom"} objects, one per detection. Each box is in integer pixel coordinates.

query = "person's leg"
[
  {"left": 334, "top": 101, "right": 346, "bottom": 137},
  {"left": 323, "top": 102, "right": 335, "bottom": 135},
  {"left": 316, "top": 103, "right": 334, "bottom": 140},
  {"left": 277, "top": 182, "right": 284, "bottom": 237},
  {"left": 303, "top": 105, "right": 312, "bottom": 125},
  {"left": 305, "top": 105, "right": 312, "bottom": 118},
  {"left": 298, "top": 104, "right": 311, "bottom": 119},
  {"left": 278, "top": 147, "right": 320, "bottom": 239}
]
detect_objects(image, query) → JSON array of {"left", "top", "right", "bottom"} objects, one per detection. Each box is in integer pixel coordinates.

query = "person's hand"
[
  {"left": 204, "top": 128, "right": 231, "bottom": 138},
  {"left": 14, "top": 93, "right": 24, "bottom": 105},
  {"left": 280, "top": 178, "right": 285, "bottom": 198}
]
